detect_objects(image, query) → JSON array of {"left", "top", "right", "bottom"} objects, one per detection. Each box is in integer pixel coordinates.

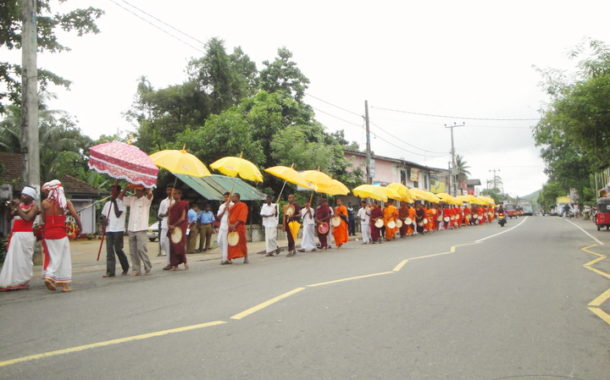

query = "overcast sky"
[{"left": 4, "top": 0, "right": 609, "bottom": 196}]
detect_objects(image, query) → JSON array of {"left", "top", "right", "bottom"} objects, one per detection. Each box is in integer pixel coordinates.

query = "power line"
[
  {"left": 371, "top": 121, "right": 447, "bottom": 155},
  {"left": 119, "top": 0, "right": 206, "bottom": 46},
  {"left": 306, "top": 93, "right": 363, "bottom": 118},
  {"left": 107, "top": 0, "right": 205, "bottom": 53},
  {"left": 311, "top": 106, "right": 364, "bottom": 129},
  {"left": 371, "top": 105, "right": 539, "bottom": 122}
]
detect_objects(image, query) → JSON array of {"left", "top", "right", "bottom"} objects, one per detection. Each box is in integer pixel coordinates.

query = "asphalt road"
[{"left": 1, "top": 216, "right": 608, "bottom": 380}]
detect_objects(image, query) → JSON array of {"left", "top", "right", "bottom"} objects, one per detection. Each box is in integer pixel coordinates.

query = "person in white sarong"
[
  {"left": 0, "top": 187, "right": 39, "bottom": 291},
  {"left": 216, "top": 192, "right": 233, "bottom": 264},
  {"left": 260, "top": 195, "right": 279, "bottom": 256},
  {"left": 357, "top": 200, "right": 371, "bottom": 244},
  {"left": 41, "top": 180, "right": 82, "bottom": 292},
  {"left": 299, "top": 200, "right": 317, "bottom": 252}
]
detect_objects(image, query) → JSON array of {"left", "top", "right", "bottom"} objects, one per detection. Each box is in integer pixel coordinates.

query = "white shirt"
[
  {"left": 123, "top": 195, "right": 152, "bottom": 232},
  {"left": 300, "top": 207, "right": 315, "bottom": 225},
  {"left": 101, "top": 199, "right": 126, "bottom": 232},
  {"left": 357, "top": 207, "right": 370, "bottom": 224},
  {"left": 260, "top": 203, "right": 279, "bottom": 227},
  {"left": 217, "top": 201, "right": 233, "bottom": 231},
  {"left": 158, "top": 197, "right": 173, "bottom": 229}
]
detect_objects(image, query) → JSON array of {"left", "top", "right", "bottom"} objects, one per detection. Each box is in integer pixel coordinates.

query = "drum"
[
  {"left": 473, "top": 214, "right": 479, "bottom": 219},
  {"left": 227, "top": 231, "right": 240, "bottom": 247},
  {"left": 395, "top": 219, "right": 403, "bottom": 228},
  {"left": 374, "top": 219, "right": 384, "bottom": 229},
  {"left": 317, "top": 222, "right": 330, "bottom": 234},
  {"left": 437, "top": 216, "right": 443, "bottom": 222},
  {"left": 423, "top": 218, "right": 428, "bottom": 224},
  {"left": 488, "top": 212, "right": 493, "bottom": 217},
  {"left": 284, "top": 205, "right": 295, "bottom": 217},
  {"left": 444, "top": 216, "right": 450, "bottom": 222},
  {"left": 330, "top": 216, "right": 341, "bottom": 227},
  {"left": 417, "top": 221, "right": 424, "bottom": 227},
  {"left": 450, "top": 215, "right": 456, "bottom": 221},
  {"left": 170, "top": 228, "right": 183, "bottom": 244},
  {"left": 387, "top": 220, "right": 396, "bottom": 229},
  {"left": 404, "top": 217, "right": 413, "bottom": 225}
]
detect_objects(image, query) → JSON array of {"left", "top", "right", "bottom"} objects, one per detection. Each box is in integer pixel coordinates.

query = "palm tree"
[{"left": 455, "top": 154, "right": 471, "bottom": 182}]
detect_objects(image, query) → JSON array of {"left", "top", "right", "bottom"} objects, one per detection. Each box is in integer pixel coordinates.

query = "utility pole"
[
  {"left": 364, "top": 100, "right": 372, "bottom": 184},
  {"left": 21, "top": 0, "right": 40, "bottom": 190},
  {"left": 489, "top": 168, "right": 501, "bottom": 190},
  {"left": 445, "top": 122, "right": 465, "bottom": 196}
]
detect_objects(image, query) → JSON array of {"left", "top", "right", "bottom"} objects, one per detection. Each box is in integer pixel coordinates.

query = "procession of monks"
[{"left": 366, "top": 200, "right": 497, "bottom": 243}]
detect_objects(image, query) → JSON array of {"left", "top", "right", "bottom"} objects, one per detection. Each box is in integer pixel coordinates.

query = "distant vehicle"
[
  {"left": 504, "top": 203, "right": 518, "bottom": 218},
  {"left": 594, "top": 197, "right": 610, "bottom": 231},
  {"left": 147, "top": 222, "right": 190, "bottom": 241},
  {"left": 520, "top": 203, "right": 534, "bottom": 216}
]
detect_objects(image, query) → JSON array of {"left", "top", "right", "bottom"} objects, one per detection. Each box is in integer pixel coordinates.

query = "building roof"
[
  {"left": 0, "top": 152, "right": 25, "bottom": 189},
  {"left": 344, "top": 149, "right": 448, "bottom": 173},
  {"left": 61, "top": 175, "right": 105, "bottom": 198}
]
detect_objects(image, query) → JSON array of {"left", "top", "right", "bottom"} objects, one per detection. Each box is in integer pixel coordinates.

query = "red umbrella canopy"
[{"left": 88, "top": 142, "right": 158, "bottom": 188}]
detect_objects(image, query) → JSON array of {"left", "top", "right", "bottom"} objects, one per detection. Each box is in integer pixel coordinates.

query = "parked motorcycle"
[{"left": 498, "top": 212, "right": 507, "bottom": 227}]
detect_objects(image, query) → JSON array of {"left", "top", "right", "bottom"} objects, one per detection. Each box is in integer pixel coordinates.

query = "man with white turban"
[
  {"left": 40, "top": 180, "right": 82, "bottom": 292},
  {"left": 0, "top": 186, "right": 39, "bottom": 291}
]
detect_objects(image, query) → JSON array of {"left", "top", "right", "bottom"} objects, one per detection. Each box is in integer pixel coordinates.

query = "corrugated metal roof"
[{"left": 175, "top": 174, "right": 266, "bottom": 201}]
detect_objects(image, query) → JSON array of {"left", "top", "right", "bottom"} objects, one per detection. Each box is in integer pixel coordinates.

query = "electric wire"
[{"left": 371, "top": 105, "right": 539, "bottom": 122}]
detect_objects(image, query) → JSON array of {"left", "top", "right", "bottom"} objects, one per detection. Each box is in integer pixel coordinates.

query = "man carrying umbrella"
[
  {"left": 316, "top": 197, "right": 332, "bottom": 249},
  {"left": 228, "top": 193, "right": 249, "bottom": 264},
  {"left": 283, "top": 194, "right": 301, "bottom": 257},
  {"left": 101, "top": 185, "right": 129, "bottom": 278}
]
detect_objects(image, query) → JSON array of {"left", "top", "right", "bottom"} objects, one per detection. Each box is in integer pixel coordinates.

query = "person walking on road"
[
  {"left": 299, "top": 200, "right": 317, "bottom": 252},
  {"left": 357, "top": 200, "right": 371, "bottom": 244},
  {"left": 197, "top": 204, "right": 214, "bottom": 252},
  {"left": 101, "top": 185, "right": 129, "bottom": 278},
  {"left": 121, "top": 185, "right": 153, "bottom": 276},
  {"left": 260, "top": 195, "right": 280, "bottom": 256},
  {"left": 187, "top": 203, "right": 200, "bottom": 254},
  {"left": 157, "top": 184, "right": 174, "bottom": 261},
  {"left": 217, "top": 192, "right": 233, "bottom": 265}
]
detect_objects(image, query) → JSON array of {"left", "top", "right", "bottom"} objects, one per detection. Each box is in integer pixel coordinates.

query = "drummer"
[
  {"left": 369, "top": 201, "right": 383, "bottom": 243},
  {"left": 315, "top": 197, "right": 332, "bottom": 249},
  {"left": 398, "top": 201, "right": 409, "bottom": 237},
  {"left": 383, "top": 199, "right": 398, "bottom": 241},
  {"left": 283, "top": 194, "right": 301, "bottom": 256}
]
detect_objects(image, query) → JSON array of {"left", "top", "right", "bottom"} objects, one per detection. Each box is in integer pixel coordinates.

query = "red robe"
[
  {"left": 168, "top": 200, "right": 188, "bottom": 266},
  {"left": 228, "top": 201, "right": 248, "bottom": 259}
]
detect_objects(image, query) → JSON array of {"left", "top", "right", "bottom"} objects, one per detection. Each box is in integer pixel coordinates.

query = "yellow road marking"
[
  {"left": 589, "top": 288, "right": 610, "bottom": 307},
  {"left": 230, "top": 287, "right": 305, "bottom": 320},
  {"left": 307, "top": 272, "right": 394, "bottom": 288},
  {"left": 393, "top": 259, "right": 409, "bottom": 272},
  {"left": 588, "top": 307, "right": 610, "bottom": 325},
  {"left": 581, "top": 244, "right": 610, "bottom": 280},
  {"left": 410, "top": 251, "right": 452, "bottom": 261},
  {"left": 0, "top": 320, "right": 226, "bottom": 368}
]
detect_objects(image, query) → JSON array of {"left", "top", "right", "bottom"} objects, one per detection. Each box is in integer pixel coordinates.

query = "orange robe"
[
  {"left": 228, "top": 201, "right": 248, "bottom": 259},
  {"left": 383, "top": 205, "right": 398, "bottom": 240},
  {"left": 407, "top": 207, "right": 416, "bottom": 235},
  {"left": 333, "top": 205, "right": 349, "bottom": 247},
  {"left": 427, "top": 208, "right": 436, "bottom": 232}
]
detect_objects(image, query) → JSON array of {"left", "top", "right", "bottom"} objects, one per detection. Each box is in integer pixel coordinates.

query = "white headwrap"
[
  {"left": 42, "top": 180, "right": 67, "bottom": 210},
  {"left": 21, "top": 186, "right": 37, "bottom": 200}
]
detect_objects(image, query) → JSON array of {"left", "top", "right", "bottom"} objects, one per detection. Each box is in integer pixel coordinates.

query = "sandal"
[{"left": 44, "top": 278, "right": 56, "bottom": 291}]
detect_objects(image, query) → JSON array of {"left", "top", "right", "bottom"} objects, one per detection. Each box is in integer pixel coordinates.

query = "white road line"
[
  {"left": 564, "top": 219, "right": 604, "bottom": 245},
  {"left": 474, "top": 216, "right": 528, "bottom": 243}
]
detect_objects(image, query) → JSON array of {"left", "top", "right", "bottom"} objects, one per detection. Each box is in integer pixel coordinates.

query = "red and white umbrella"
[{"left": 88, "top": 142, "right": 158, "bottom": 188}]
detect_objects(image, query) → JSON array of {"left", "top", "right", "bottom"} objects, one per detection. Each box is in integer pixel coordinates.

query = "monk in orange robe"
[
  {"left": 333, "top": 198, "right": 349, "bottom": 248},
  {"left": 407, "top": 204, "right": 416, "bottom": 235},
  {"left": 228, "top": 193, "right": 248, "bottom": 264},
  {"left": 427, "top": 206, "right": 436, "bottom": 232},
  {"left": 383, "top": 200, "right": 398, "bottom": 240}
]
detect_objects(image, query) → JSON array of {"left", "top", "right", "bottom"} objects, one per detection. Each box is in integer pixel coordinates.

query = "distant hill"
[{"left": 521, "top": 189, "right": 540, "bottom": 203}]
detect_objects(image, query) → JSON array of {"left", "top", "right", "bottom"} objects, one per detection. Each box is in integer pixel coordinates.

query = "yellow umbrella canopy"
[
  {"left": 456, "top": 194, "right": 479, "bottom": 204},
  {"left": 264, "top": 166, "right": 315, "bottom": 190},
  {"left": 435, "top": 192, "right": 460, "bottom": 205},
  {"left": 149, "top": 148, "right": 211, "bottom": 177},
  {"left": 210, "top": 156, "right": 263, "bottom": 182},
  {"left": 352, "top": 184, "right": 388, "bottom": 202},
  {"left": 381, "top": 186, "right": 402, "bottom": 200},
  {"left": 316, "top": 179, "right": 350, "bottom": 196},
  {"left": 300, "top": 170, "right": 334, "bottom": 188},
  {"left": 478, "top": 196, "right": 495, "bottom": 205},
  {"left": 411, "top": 188, "right": 440, "bottom": 203},
  {"left": 387, "top": 183, "right": 414, "bottom": 202}
]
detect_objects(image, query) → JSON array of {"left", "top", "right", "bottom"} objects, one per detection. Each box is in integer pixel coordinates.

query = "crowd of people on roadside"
[{"left": 0, "top": 180, "right": 497, "bottom": 293}]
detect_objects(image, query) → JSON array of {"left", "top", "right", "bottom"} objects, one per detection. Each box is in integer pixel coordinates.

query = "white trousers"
[
  {"left": 160, "top": 227, "right": 170, "bottom": 265},
  {"left": 264, "top": 226, "right": 278, "bottom": 253},
  {"left": 0, "top": 232, "right": 35, "bottom": 288},
  {"left": 44, "top": 237, "right": 72, "bottom": 283},
  {"left": 217, "top": 228, "right": 228, "bottom": 262},
  {"left": 300, "top": 224, "right": 317, "bottom": 251},
  {"left": 360, "top": 222, "right": 371, "bottom": 243}
]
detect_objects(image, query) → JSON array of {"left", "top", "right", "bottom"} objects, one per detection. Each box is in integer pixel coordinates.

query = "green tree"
[
  {"left": 0, "top": 0, "right": 103, "bottom": 112},
  {"left": 455, "top": 154, "right": 470, "bottom": 182},
  {"left": 258, "top": 47, "right": 310, "bottom": 103}
]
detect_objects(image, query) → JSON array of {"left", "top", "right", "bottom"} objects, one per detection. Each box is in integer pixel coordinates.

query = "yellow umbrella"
[
  {"left": 316, "top": 179, "right": 350, "bottom": 196},
  {"left": 435, "top": 192, "right": 459, "bottom": 205},
  {"left": 301, "top": 170, "right": 334, "bottom": 188},
  {"left": 210, "top": 156, "right": 263, "bottom": 182},
  {"left": 149, "top": 148, "right": 211, "bottom": 177},
  {"left": 352, "top": 184, "right": 388, "bottom": 202},
  {"left": 387, "top": 183, "right": 414, "bottom": 202},
  {"left": 456, "top": 194, "right": 479, "bottom": 204},
  {"left": 382, "top": 186, "right": 402, "bottom": 200},
  {"left": 411, "top": 188, "right": 440, "bottom": 203},
  {"left": 264, "top": 166, "right": 315, "bottom": 190}
]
